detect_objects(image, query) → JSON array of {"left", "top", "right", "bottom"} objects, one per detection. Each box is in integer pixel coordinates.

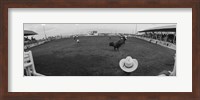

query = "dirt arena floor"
[{"left": 30, "top": 36, "right": 176, "bottom": 76}]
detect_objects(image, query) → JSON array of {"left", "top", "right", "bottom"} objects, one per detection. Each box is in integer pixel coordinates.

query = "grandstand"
[{"left": 136, "top": 25, "right": 176, "bottom": 50}]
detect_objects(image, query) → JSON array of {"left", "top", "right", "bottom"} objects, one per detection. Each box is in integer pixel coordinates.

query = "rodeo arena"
[{"left": 24, "top": 24, "right": 176, "bottom": 76}]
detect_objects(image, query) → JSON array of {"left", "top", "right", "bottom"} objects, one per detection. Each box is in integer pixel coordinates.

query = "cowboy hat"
[
  {"left": 76, "top": 39, "right": 80, "bottom": 43},
  {"left": 119, "top": 56, "right": 138, "bottom": 72}
]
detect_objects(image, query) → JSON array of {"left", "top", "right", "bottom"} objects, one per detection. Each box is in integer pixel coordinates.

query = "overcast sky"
[{"left": 24, "top": 23, "right": 176, "bottom": 39}]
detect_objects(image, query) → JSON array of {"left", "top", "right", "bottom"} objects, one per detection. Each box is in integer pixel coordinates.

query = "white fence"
[{"left": 24, "top": 40, "right": 46, "bottom": 50}]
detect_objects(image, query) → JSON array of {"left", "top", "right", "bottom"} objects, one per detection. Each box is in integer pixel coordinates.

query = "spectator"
[{"left": 158, "top": 54, "right": 176, "bottom": 76}]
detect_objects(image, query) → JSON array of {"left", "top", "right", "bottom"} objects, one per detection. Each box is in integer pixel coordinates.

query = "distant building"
[{"left": 89, "top": 31, "right": 98, "bottom": 36}]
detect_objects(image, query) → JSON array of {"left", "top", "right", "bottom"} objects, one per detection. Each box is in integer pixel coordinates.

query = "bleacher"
[{"left": 135, "top": 25, "right": 176, "bottom": 50}]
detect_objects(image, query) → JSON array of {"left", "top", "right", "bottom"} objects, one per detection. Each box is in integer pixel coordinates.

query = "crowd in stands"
[
  {"left": 24, "top": 35, "right": 63, "bottom": 50},
  {"left": 139, "top": 32, "right": 176, "bottom": 44}
]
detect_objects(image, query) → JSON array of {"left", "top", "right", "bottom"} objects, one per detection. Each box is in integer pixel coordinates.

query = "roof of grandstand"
[
  {"left": 24, "top": 30, "right": 38, "bottom": 36},
  {"left": 138, "top": 25, "right": 176, "bottom": 32}
]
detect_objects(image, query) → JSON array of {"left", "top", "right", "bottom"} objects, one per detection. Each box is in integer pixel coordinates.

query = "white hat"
[
  {"left": 119, "top": 56, "right": 138, "bottom": 72},
  {"left": 76, "top": 39, "right": 80, "bottom": 43},
  {"left": 125, "top": 36, "right": 127, "bottom": 39}
]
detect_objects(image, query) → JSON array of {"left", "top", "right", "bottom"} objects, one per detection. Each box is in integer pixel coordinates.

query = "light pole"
[
  {"left": 75, "top": 24, "right": 79, "bottom": 35},
  {"left": 135, "top": 24, "right": 137, "bottom": 34},
  {"left": 41, "top": 24, "right": 47, "bottom": 39}
]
